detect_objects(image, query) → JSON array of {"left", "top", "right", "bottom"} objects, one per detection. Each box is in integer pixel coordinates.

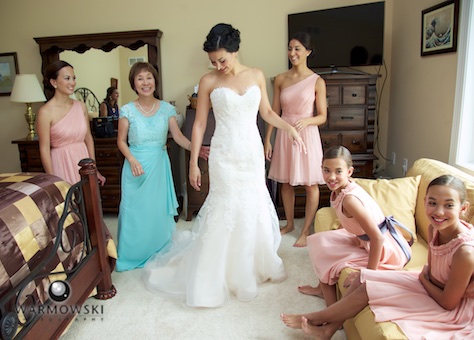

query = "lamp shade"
[{"left": 10, "top": 74, "right": 46, "bottom": 103}]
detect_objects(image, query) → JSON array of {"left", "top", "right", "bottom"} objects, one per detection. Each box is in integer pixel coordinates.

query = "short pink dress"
[
  {"left": 362, "top": 221, "right": 474, "bottom": 339},
  {"left": 268, "top": 73, "right": 324, "bottom": 186},
  {"left": 50, "top": 101, "right": 89, "bottom": 184},
  {"left": 307, "top": 181, "right": 411, "bottom": 285}
]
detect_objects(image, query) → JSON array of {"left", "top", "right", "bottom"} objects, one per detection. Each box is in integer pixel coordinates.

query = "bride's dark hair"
[{"left": 203, "top": 23, "right": 240, "bottom": 53}]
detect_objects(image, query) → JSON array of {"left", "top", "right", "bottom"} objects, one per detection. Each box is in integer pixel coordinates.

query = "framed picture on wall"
[
  {"left": 421, "top": 0, "right": 459, "bottom": 56},
  {"left": 110, "top": 78, "right": 118, "bottom": 88},
  {"left": 0, "top": 52, "right": 19, "bottom": 96}
]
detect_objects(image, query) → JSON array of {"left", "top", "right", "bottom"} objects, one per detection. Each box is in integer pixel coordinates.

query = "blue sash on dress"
[{"left": 357, "top": 216, "right": 414, "bottom": 263}]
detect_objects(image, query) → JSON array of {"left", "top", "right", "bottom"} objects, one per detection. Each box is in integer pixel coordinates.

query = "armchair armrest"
[{"left": 314, "top": 207, "right": 340, "bottom": 233}]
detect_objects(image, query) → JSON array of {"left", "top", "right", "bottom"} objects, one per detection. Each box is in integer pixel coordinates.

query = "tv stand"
[{"left": 317, "top": 65, "right": 371, "bottom": 76}]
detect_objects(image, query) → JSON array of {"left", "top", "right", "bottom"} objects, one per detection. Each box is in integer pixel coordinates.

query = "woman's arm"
[
  {"left": 189, "top": 75, "right": 211, "bottom": 191},
  {"left": 264, "top": 74, "right": 283, "bottom": 161},
  {"left": 255, "top": 69, "right": 305, "bottom": 150},
  {"left": 36, "top": 105, "right": 54, "bottom": 175},
  {"left": 99, "top": 102, "right": 108, "bottom": 117},
  {"left": 343, "top": 195, "right": 384, "bottom": 270},
  {"left": 117, "top": 115, "right": 144, "bottom": 177},
  {"left": 420, "top": 245, "right": 474, "bottom": 310}
]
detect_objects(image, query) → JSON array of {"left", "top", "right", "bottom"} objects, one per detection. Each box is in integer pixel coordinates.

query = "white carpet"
[{"left": 60, "top": 214, "right": 347, "bottom": 340}]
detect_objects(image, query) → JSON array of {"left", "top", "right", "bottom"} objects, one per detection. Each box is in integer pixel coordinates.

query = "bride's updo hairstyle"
[{"left": 203, "top": 23, "right": 241, "bottom": 53}]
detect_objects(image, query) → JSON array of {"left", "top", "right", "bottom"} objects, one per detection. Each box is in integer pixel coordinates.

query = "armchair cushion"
[{"left": 353, "top": 176, "right": 421, "bottom": 242}]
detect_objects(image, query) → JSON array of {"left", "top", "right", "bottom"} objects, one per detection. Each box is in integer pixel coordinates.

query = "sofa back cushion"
[
  {"left": 354, "top": 176, "right": 421, "bottom": 242},
  {"left": 407, "top": 158, "right": 474, "bottom": 242}
]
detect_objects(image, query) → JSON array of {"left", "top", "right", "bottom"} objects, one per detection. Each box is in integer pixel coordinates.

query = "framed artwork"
[
  {"left": 0, "top": 52, "right": 19, "bottom": 96},
  {"left": 421, "top": 0, "right": 459, "bottom": 56},
  {"left": 110, "top": 77, "right": 118, "bottom": 88}
]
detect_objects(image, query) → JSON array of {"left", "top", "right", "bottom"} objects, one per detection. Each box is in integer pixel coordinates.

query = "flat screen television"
[{"left": 288, "top": 2, "right": 385, "bottom": 71}]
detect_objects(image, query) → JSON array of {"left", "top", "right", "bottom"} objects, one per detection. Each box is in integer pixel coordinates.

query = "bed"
[{"left": 0, "top": 159, "right": 116, "bottom": 339}]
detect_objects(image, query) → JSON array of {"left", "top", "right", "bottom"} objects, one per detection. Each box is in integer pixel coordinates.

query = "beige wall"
[
  {"left": 386, "top": 0, "right": 458, "bottom": 177},
  {"left": 0, "top": 0, "right": 457, "bottom": 178}
]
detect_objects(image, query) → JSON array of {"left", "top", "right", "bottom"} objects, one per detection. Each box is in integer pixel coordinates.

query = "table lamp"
[{"left": 10, "top": 74, "right": 47, "bottom": 140}]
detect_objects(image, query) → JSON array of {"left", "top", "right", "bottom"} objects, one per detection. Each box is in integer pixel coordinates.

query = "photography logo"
[
  {"left": 48, "top": 280, "right": 71, "bottom": 303},
  {"left": 18, "top": 280, "right": 105, "bottom": 322}
]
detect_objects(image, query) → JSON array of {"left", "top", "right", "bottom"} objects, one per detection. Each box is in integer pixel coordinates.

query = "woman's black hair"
[
  {"left": 290, "top": 32, "right": 314, "bottom": 53},
  {"left": 203, "top": 23, "right": 241, "bottom": 53},
  {"left": 104, "top": 86, "right": 117, "bottom": 101},
  {"left": 44, "top": 60, "right": 74, "bottom": 100}
]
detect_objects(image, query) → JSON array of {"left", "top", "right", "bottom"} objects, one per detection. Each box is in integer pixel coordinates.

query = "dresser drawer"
[
  {"left": 342, "top": 85, "right": 366, "bottom": 105},
  {"left": 327, "top": 108, "right": 366, "bottom": 130},
  {"left": 352, "top": 160, "right": 373, "bottom": 177},
  {"left": 326, "top": 85, "right": 340, "bottom": 106},
  {"left": 321, "top": 131, "right": 367, "bottom": 154},
  {"left": 99, "top": 185, "right": 121, "bottom": 211},
  {"left": 341, "top": 131, "right": 367, "bottom": 153},
  {"left": 320, "top": 132, "right": 340, "bottom": 151},
  {"left": 98, "top": 167, "right": 121, "bottom": 185},
  {"left": 95, "top": 147, "right": 123, "bottom": 166},
  {"left": 25, "top": 149, "right": 43, "bottom": 169}
]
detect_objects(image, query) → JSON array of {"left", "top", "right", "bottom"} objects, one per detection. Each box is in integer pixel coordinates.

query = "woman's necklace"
[{"left": 136, "top": 100, "right": 156, "bottom": 115}]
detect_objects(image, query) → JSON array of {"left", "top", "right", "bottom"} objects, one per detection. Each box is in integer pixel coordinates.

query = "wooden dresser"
[
  {"left": 184, "top": 108, "right": 265, "bottom": 220},
  {"left": 12, "top": 137, "right": 124, "bottom": 213},
  {"left": 276, "top": 73, "right": 379, "bottom": 218}
]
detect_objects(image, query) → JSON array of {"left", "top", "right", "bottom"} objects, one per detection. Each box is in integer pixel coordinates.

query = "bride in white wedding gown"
[{"left": 143, "top": 23, "right": 305, "bottom": 308}]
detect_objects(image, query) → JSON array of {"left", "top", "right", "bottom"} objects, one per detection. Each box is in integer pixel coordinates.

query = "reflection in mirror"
[{"left": 61, "top": 45, "right": 148, "bottom": 113}]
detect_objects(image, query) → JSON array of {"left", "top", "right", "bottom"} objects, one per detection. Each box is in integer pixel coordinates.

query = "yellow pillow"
[{"left": 353, "top": 176, "right": 421, "bottom": 242}]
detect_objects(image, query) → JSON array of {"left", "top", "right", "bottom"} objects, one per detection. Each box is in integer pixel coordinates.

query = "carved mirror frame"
[{"left": 34, "top": 29, "right": 163, "bottom": 100}]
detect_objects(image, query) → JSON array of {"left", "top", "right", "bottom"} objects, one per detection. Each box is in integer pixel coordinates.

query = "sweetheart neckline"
[{"left": 211, "top": 85, "right": 259, "bottom": 97}]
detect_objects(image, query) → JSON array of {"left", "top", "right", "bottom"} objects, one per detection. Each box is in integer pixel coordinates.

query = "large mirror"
[{"left": 34, "top": 29, "right": 162, "bottom": 100}]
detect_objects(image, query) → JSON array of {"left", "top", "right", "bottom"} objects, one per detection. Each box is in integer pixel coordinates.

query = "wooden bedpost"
[{"left": 78, "top": 158, "right": 116, "bottom": 299}]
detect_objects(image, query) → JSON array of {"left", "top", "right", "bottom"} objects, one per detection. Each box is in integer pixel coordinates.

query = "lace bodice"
[{"left": 120, "top": 101, "right": 176, "bottom": 147}]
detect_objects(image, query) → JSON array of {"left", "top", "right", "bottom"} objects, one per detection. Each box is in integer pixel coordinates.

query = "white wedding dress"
[{"left": 143, "top": 85, "right": 287, "bottom": 307}]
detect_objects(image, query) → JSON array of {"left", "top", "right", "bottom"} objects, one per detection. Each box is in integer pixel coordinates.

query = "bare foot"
[
  {"left": 280, "top": 225, "right": 295, "bottom": 235},
  {"left": 301, "top": 317, "right": 333, "bottom": 339},
  {"left": 280, "top": 313, "right": 304, "bottom": 329},
  {"left": 298, "top": 285, "right": 323, "bottom": 297},
  {"left": 293, "top": 233, "right": 308, "bottom": 247}
]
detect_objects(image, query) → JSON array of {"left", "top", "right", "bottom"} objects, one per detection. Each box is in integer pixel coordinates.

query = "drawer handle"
[
  {"left": 351, "top": 140, "right": 361, "bottom": 145},
  {"left": 352, "top": 93, "right": 357, "bottom": 97},
  {"left": 99, "top": 153, "right": 112, "bottom": 157},
  {"left": 340, "top": 116, "right": 354, "bottom": 120}
]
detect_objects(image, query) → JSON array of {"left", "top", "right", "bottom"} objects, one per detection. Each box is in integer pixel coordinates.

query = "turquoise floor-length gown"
[{"left": 116, "top": 100, "right": 178, "bottom": 272}]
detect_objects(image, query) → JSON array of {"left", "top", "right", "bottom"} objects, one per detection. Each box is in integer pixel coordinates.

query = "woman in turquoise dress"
[{"left": 116, "top": 62, "right": 208, "bottom": 271}]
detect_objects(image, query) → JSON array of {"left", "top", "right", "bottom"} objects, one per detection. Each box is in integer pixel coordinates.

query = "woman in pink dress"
[
  {"left": 300, "top": 146, "right": 412, "bottom": 307},
  {"left": 265, "top": 32, "right": 326, "bottom": 247},
  {"left": 281, "top": 175, "right": 474, "bottom": 339},
  {"left": 37, "top": 60, "right": 105, "bottom": 185}
]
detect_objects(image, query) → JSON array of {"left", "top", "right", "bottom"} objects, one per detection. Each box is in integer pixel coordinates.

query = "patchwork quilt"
[{"left": 0, "top": 173, "right": 85, "bottom": 305}]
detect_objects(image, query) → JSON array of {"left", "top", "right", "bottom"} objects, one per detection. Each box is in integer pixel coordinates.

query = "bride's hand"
[
  {"left": 288, "top": 126, "right": 307, "bottom": 154},
  {"left": 189, "top": 163, "right": 202, "bottom": 191}
]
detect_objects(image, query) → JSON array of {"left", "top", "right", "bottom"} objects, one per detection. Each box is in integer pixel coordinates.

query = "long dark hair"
[
  {"left": 203, "top": 23, "right": 241, "bottom": 53},
  {"left": 44, "top": 60, "right": 73, "bottom": 100}
]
